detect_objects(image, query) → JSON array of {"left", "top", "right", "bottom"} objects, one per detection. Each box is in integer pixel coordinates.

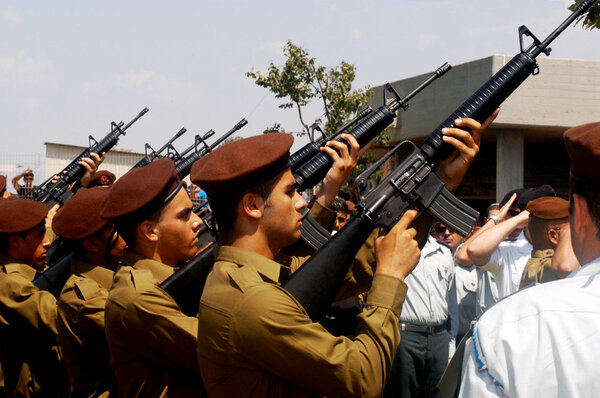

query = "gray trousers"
[{"left": 383, "top": 329, "right": 449, "bottom": 398}]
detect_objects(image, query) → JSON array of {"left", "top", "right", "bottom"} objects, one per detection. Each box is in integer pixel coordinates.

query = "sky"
[{"left": 1, "top": 0, "right": 599, "bottom": 179}]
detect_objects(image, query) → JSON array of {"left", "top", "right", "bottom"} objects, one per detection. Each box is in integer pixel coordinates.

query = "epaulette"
[
  {"left": 73, "top": 277, "right": 103, "bottom": 301},
  {"left": 228, "top": 265, "right": 263, "bottom": 293},
  {"left": 130, "top": 268, "right": 156, "bottom": 292}
]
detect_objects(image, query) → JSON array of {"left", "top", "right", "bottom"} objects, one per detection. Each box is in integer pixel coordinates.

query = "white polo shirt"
[{"left": 480, "top": 231, "right": 531, "bottom": 299}]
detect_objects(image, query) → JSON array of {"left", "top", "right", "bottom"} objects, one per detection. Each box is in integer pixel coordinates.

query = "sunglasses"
[
  {"left": 434, "top": 225, "right": 450, "bottom": 234},
  {"left": 508, "top": 208, "right": 521, "bottom": 217}
]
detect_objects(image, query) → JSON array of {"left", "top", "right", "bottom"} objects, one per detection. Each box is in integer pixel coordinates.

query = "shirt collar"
[
  {"left": 216, "top": 245, "right": 282, "bottom": 284},
  {"left": 0, "top": 252, "right": 38, "bottom": 281},
  {"left": 121, "top": 249, "right": 175, "bottom": 284},
  {"left": 70, "top": 258, "right": 115, "bottom": 290},
  {"left": 568, "top": 255, "right": 600, "bottom": 279}
]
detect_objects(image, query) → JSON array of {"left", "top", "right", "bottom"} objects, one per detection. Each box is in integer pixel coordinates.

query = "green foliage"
[
  {"left": 262, "top": 123, "right": 285, "bottom": 134},
  {"left": 247, "top": 41, "right": 370, "bottom": 142},
  {"left": 220, "top": 136, "right": 244, "bottom": 146},
  {"left": 569, "top": 0, "right": 600, "bottom": 30}
]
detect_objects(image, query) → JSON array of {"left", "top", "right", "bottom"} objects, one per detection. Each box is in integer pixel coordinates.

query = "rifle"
[
  {"left": 293, "top": 63, "right": 451, "bottom": 191},
  {"left": 283, "top": 0, "right": 599, "bottom": 321},
  {"left": 175, "top": 118, "right": 248, "bottom": 179},
  {"left": 133, "top": 127, "right": 187, "bottom": 168},
  {"left": 33, "top": 108, "right": 149, "bottom": 208},
  {"left": 158, "top": 67, "right": 448, "bottom": 313},
  {"left": 34, "top": 250, "right": 73, "bottom": 298},
  {"left": 288, "top": 107, "right": 373, "bottom": 173}
]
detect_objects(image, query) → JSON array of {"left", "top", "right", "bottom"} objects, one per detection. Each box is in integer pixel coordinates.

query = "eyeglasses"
[{"left": 434, "top": 225, "right": 450, "bottom": 234}]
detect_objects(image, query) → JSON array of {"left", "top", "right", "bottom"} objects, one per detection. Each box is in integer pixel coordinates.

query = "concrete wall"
[{"left": 44, "top": 142, "right": 144, "bottom": 181}]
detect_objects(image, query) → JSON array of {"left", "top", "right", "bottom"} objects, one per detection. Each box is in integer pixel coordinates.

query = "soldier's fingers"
[
  {"left": 320, "top": 145, "right": 341, "bottom": 162},
  {"left": 325, "top": 140, "right": 350, "bottom": 160},
  {"left": 395, "top": 209, "right": 419, "bottom": 230},
  {"left": 441, "top": 135, "right": 474, "bottom": 157},
  {"left": 340, "top": 134, "right": 360, "bottom": 160}
]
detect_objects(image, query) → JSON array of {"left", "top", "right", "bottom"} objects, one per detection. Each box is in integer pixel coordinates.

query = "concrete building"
[
  {"left": 44, "top": 142, "right": 145, "bottom": 181},
  {"left": 368, "top": 55, "right": 600, "bottom": 211}
]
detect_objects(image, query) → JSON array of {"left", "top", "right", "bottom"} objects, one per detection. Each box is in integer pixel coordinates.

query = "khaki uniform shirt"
[
  {"left": 57, "top": 259, "right": 116, "bottom": 397},
  {"left": 197, "top": 246, "right": 407, "bottom": 398},
  {"left": 104, "top": 251, "right": 205, "bottom": 397},
  {"left": 519, "top": 249, "right": 558, "bottom": 290},
  {"left": 0, "top": 253, "right": 68, "bottom": 397}
]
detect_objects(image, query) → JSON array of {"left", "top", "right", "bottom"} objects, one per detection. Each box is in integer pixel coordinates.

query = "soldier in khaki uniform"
[
  {"left": 100, "top": 159, "right": 206, "bottom": 397},
  {"left": 0, "top": 198, "right": 69, "bottom": 397},
  {"left": 52, "top": 186, "right": 126, "bottom": 397},
  {"left": 192, "top": 113, "right": 490, "bottom": 397},
  {"left": 519, "top": 196, "right": 575, "bottom": 289}
]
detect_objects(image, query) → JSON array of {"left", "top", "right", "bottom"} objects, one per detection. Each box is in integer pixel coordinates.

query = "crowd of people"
[{"left": 0, "top": 110, "right": 598, "bottom": 398}]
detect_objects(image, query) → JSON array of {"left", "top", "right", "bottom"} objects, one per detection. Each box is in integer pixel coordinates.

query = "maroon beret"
[
  {"left": 526, "top": 197, "right": 569, "bottom": 220},
  {"left": 191, "top": 133, "right": 293, "bottom": 197},
  {"left": 88, "top": 170, "right": 116, "bottom": 188},
  {"left": 100, "top": 158, "right": 181, "bottom": 219},
  {"left": 564, "top": 122, "right": 600, "bottom": 181},
  {"left": 0, "top": 198, "right": 48, "bottom": 234},
  {"left": 53, "top": 186, "right": 112, "bottom": 239},
  {"left": 0, "top": 175, "right": 6, "bottom": 192}
]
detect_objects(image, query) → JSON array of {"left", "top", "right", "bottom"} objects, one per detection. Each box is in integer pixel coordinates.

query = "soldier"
[
  {"left": 459, "top": 121, "right": 600, "bottom": 397},
  {"left": 52, "top": 187, "right": 126, "bottom": 397},
  {"left": 100, "top": 158, "right": 206, "bottom": 396},
  {"left": 519, "top": 196, "right": 571, "bottom": 289},
  {"left": 192, "top": 111, "right": 491, "bottom": 397},
  {"left": 0, "top": 198, "right": 69, "bottom": 397}
]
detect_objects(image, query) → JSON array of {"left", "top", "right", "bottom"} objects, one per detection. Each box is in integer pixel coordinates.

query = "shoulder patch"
[
  {"left": 73, "top": 278, "right": 103, "bottom": 301},
  {"left": 130, "top": 268, "right": 156, "bottom": 291},
  {"left": 228, "top": 265, "right": 264, "bottom": 293}
]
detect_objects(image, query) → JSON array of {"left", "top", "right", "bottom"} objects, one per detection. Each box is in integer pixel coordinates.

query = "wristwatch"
[{"left": 489, "top": 215, "right": 500, "bottom": 225}]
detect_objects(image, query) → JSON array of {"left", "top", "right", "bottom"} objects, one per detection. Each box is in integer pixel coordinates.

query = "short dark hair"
[
  {"left": 113, "top": 205, "right": 163, "bottom": 248},
  {"left": 570, "top": 179, "right": 600, "bottom": 232},
  {"left": 208, "top": 176, "right": 279, "bottom": 243}
]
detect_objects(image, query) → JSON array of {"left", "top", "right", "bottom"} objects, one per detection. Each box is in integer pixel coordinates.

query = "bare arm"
[
  {"left": 11, "top": 168, "right": 31, "bottom": 190},
  {"left": 457, "top": 192, "right": 516, "bottom": 266},
  {"left": 467, "top": 211, "right": 529, "bottom": 266}
]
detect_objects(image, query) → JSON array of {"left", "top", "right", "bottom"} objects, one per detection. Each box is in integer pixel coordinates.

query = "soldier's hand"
[
  {"left": 79, "top": 152, "right": 106, "bottom": 188},
  {"left": 315, "top": 134, "right": 360, "bottom": 207},
  {"left": 374, "top": 209, "right": 421, "bottom": 281},
  {"left": 437, "top": 108, "right": 500, "bottom": 191}
]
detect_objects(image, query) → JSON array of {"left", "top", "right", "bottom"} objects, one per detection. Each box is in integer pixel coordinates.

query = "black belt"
[{"left": 400, "top": 323, "right": 446, "bottom": 334}]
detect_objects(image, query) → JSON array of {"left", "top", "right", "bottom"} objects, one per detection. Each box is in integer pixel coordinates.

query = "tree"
[
  {"left": 247, "top": 41, "right": 371, "bottom": 143},
  {"left": 569, "top": 0, "right": 600, "bottom": 30}
]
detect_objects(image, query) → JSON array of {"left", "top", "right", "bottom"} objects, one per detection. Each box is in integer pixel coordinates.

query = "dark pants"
[{"left": 383, "top": 329, "right": 449, "bottom": 398}]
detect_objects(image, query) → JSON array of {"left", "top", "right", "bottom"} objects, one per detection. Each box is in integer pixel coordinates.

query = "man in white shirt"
[
  {"left": 461, "top": 186, "right": 555, "bottom": 300},
  {"left": 384, "top": 234, "right": 458, "bottom": 398},
  {"left": 459, "top": 121, "right": 600, "bottom": 397}
]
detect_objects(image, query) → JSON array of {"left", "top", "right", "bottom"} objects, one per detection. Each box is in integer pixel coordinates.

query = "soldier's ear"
[
  {"left": 139, "top": 220, "right": 159, "bottom": 243},
  {"left": 240, "top": 192, "right": 264, "bottom": 221}
]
